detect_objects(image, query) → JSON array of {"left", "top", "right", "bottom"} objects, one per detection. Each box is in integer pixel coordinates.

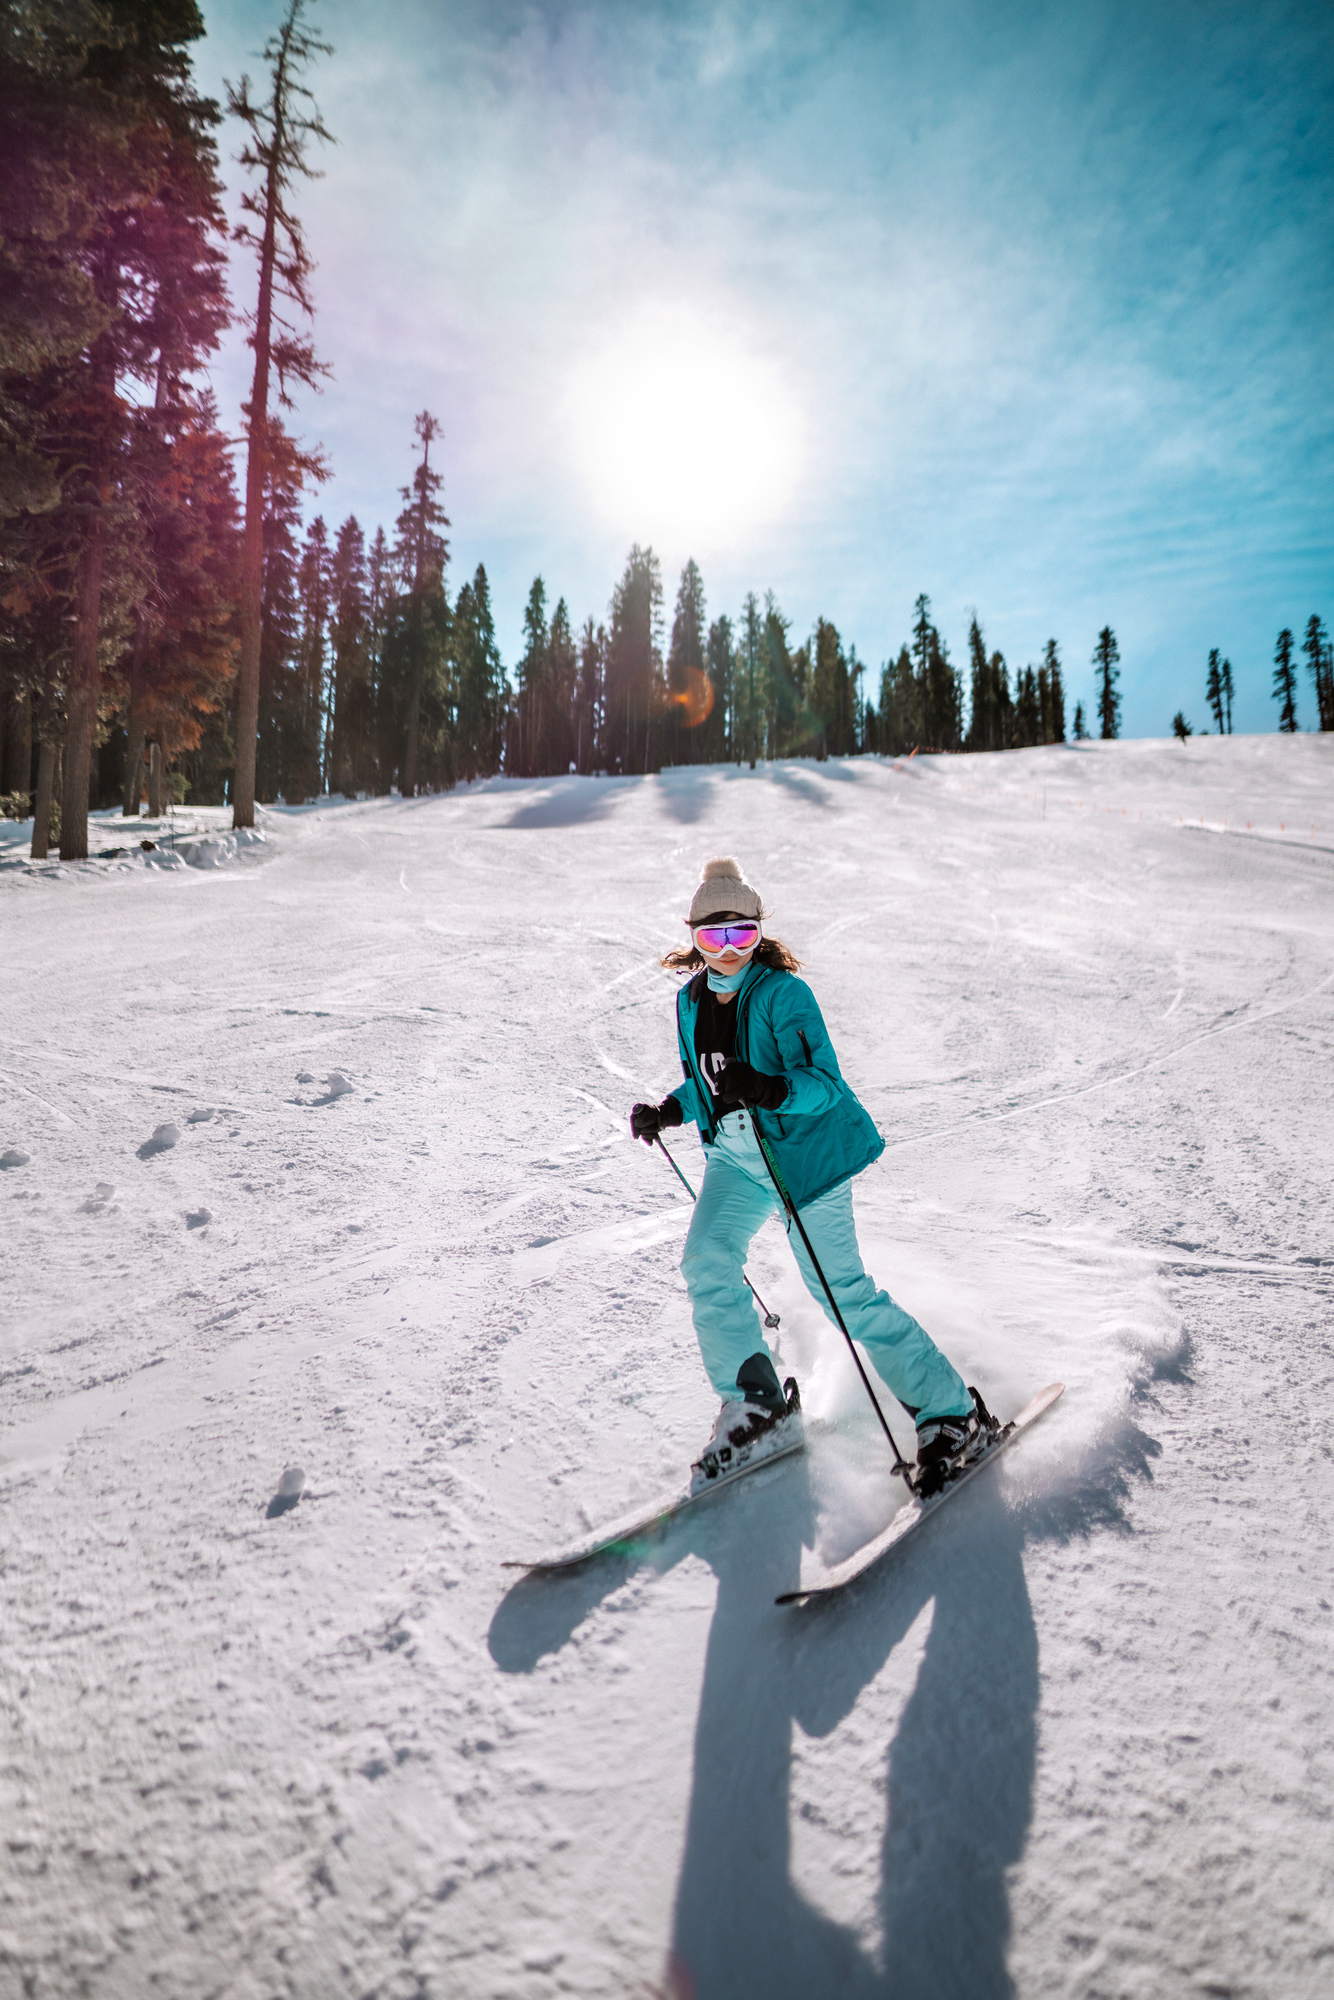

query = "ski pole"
[
  {"left": 750, "top": 1113, "right": 916, "bottom": 1488},
  {"left": 653, "top": 1137, "right": 780, "bottom": 1330}
]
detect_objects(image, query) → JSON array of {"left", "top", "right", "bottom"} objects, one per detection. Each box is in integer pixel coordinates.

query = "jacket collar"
[{"left": 687, "top": 956, "right": 768, "bottom": 1007}]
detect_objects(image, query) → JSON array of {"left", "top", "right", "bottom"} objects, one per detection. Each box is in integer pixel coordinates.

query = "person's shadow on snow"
[{"left": 488, "top": 1459, "right": 1039, "bottom": 2000}]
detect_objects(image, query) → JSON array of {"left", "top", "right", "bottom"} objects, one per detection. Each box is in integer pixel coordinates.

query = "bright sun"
[{"left": 566, "top": 306, "right": 802, "bottom": 549}]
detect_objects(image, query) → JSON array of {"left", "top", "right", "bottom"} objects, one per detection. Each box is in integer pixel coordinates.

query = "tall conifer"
[
  {"left": 1043, "top": 640, "right": 1065, "bottom": 742},
  {"left": 0, "top": 2, "right": 234, "bottom": 856},
  {"left": 965, "top": 616, "right": 991, "bottom": 751},
  {"left": 703, "top": 614, "right": 733, "bottom": 762},
  {"left": 737, "top": 593, "right": 763, "bottom": 766},
  {"left": 1093, "top": 626, "right": 1121, "bottom": 739},
  {"left": 666, "top": 558, "right": 707, "bottom": 763},
  {"left": 548, "top": 596, "right": 576, "bottom": 773},
  {"left": 454, "top": 564, "right": 504, "bottom": 781},
  {"left": 1272, "top": 628, "right": 1298, "bottom": 732},
  {"left": 1302, "top": 614, "right": 1332, "bottom": 731},
  {"left": 1206, "top": 649, "right": 1224, "bottom": 733},
  {"left": 605, "top": 546, "right": 662, "bottom": 775},
  {"left": 228, "top": 0, "right": 331, "bottom": 830},
  {"left": 574, "top": 615, "right": 605, "bottom": 773},
  {"left": 291, "top": 511, "right": 330, "bottom": 800},
  {"left": 327, "top": 515, "right": 368, "bottom": 798},
  {"left": 811, "top": 617, "right": 853, "bottom": 757},
  {"left": 396, "top": 410, "right": 448, "bottom": 795},
  {"left": 514, "top": 576, "right": 548, "bottom": 777}
]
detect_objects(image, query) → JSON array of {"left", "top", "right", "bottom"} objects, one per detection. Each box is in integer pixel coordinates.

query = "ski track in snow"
[{"left": 0, "top": 736, "right": 1331, "bottom": 1999}]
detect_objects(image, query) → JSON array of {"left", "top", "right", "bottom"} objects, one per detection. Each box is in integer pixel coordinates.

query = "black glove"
[
  {"left": 717, "top": 1059, "right": 788, "bottom": 1111},
  {"left": 630, "top": 1096, "right": 685, "bottom": 1145}
]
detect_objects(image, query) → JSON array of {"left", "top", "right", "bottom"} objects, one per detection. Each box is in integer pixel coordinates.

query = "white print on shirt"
[{"left": 700, "top": 1050, "right": 731, "bottom": 1099}]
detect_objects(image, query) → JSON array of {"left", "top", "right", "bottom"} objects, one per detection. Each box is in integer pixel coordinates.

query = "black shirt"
[{"left": 694, "top": 982, "right": 741, "bottom": 1114}]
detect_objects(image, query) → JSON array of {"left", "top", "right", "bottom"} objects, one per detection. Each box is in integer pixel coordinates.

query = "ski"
[
  {"left": 504, "top": 1428, "right": 809, "bottom": 1572},
  {"left": 775, "top": 1381, "right": 1064, "bottom": 1605}
]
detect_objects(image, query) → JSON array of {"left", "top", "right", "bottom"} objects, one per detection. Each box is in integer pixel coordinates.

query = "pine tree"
[
  {"left": 666, "top": 558, "right": 707, "bottom": 762},
  {"left": 1272, "top": 628, "right": 1298, "bottom": 732},
  {"left": 965, "top": 615, "right": 991, "bottom": 751},
  {"left": 121, "top": 387, "right": 240, "bottom": 813},
  {"left": 736, "top": 593, "right": 763, "bottom": 765},
  {"left": 548, "top": 596, "right": 577, "bottom": 773},
  {"left": 1014, "top": 666, "right": 1040, "bottom": 748},
  {"left": 925, "top": 627, "right": 963, "bottom": 752},
  {"left": 811, "top": 617, "right": 854, "bottom": 757},
  {"left": 228, "top": 0, "right": 331, "bottom": 831},
  {"left": 1, "top": 2, "right": 234, "bottom": 857},
  {"left": 1221, "top": 657, "right": 1234, "bottom": 734},
  {"left": 285, "top": 512, "right": 330, "bottom": 800},
  {"left": 877, "top": 645, "right": 918, "bottom": 755},
  {"left": 1043, "top": 640, "right": 1065, "bottom": 743},
  {"left": 396, "top": 410, "right": 449, "bottom": 795},
  {"left": 574, "top": 615, "right": 605, "bottom": 773},
  {"left": 990, "top": 650, "right": 1012, "bottom": 750},
  {"left": 1093, "top": 626, "right": 1120, "bottom": 739},
  {"left": 0, "top": 3, "right": 124, "bottom": 525},
  {"left": 327, "top": 514, "right": 368, "bottom": 797},
  {"left": 513, "top": 575, "right": 548, "bottom": 777},
  {"left": 1073, "top": 700, "right": 1089, "bottom": 740},
  {"left": 1205, "top": 649, "right": 1224, "bottom": 733},
  {"left": 454, "top": 564, "right": 504, "bottom": 781},
  {"left": 702, "top": 615, "right": 733, "bottom": 762},
  {"left": 365, "top": 524, "right": 392, "bottom": 790},
  {"left": 603, "top": 546, "right": 663, "bottom": 775},
  {"left": 848, "top": 646, "right": 865, "bottom": 752},
  {"left": 762, "top": 595, "right": 796, "bottom": 758},
  {"left": 905, "top": 596, "right": 962, "bottom": 752},
  {"left": 1172, "top": 710, "right": 1192, "bottom": 740},
  {"left": 254, "top": 425, "right": 306, "bottom": 802},
  {"left": 1302, "top": 614, "right": 1332, "bottom": 731}
]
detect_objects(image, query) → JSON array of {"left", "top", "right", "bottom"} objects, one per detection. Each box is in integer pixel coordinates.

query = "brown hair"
[{"left": 661, "top": 935, "right": 803, "bottom": 974}]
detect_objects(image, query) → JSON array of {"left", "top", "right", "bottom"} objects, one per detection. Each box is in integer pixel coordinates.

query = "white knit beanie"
[{"left": 687, "top": 855, "right": 765, "bottom": 925}]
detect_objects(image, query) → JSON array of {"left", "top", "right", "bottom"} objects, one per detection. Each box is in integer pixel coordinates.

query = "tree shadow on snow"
[
  {"left": 488, "top": 1460, "right": 1039, "bottom": 2000},
  {"left": 504, "top": 777, "right": 628, "bottom": 829},
  {"left": 766, "top": 763, "right": 834, "bottom": 809},
  {"left": 653, "top": 767, "right": 718, "bottom": 824}
]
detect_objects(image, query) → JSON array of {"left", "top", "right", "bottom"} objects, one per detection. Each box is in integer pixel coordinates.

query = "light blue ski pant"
[{"left": 681, "top": 1110, "right": 973, "bottom": 1424}]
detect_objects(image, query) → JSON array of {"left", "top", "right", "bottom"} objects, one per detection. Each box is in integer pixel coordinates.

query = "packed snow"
[{"left": 1, "top": 733, "right": 1331, "bottom": 1999}]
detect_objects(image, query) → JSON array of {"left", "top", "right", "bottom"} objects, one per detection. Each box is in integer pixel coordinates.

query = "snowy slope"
[{"left": 1, "top": 735, "right": 1331, "bottom": 2000}]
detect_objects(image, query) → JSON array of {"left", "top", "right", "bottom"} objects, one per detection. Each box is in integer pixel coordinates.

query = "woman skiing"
[{"left": 630, "top": 855, "right": 987, "bottom": 1495}]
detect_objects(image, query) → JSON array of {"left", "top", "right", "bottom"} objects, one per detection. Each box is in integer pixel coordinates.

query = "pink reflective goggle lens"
[{"left": 693, "top": 922, "right": 761, "bottom": 954}]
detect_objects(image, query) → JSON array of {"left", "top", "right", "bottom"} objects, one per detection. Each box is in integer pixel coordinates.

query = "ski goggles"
[{"left": 692, "top": 921, "right": 762, "bottom": 954}]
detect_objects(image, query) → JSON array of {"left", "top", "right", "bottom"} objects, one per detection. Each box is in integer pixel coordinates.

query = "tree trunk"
[
  {"left": 122, "top": 606, "right": 149, "bottom": 814},
  {"left": 1, "top": 683, "right": 32, "bottom": 797},
  {"left": 402, "top": 629, "right": 422, "bottom": 796},
  {"left": 59, "top": 492, "right": 108, "bottom": 861},
  {"left": 30, "top": 739, "right": 56, "bottom": 859},
  {"left": 148, "top": 740, "right": 163, "bottom": 817},
  {"left": 60, "top": 248, "right": 118, "bottom": 862},
  {"left": 231, "top": 149, "right": 282, "bottom": 830},
  {"left": 123, "top": 736, "right": 144, "bottom": 816}
]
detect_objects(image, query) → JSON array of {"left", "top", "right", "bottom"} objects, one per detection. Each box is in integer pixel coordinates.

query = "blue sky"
[{"left": 194, "top": 0, "right": 1333, "bottom": 736}]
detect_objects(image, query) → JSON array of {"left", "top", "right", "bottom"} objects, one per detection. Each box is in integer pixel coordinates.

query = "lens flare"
[{"left": 670, "top": 667, "right": 715, "bottom": 729}]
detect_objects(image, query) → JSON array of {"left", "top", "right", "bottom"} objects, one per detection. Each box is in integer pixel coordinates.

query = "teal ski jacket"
[{"left": 667, "top": 959, "right": 885, "bottom": 1209}]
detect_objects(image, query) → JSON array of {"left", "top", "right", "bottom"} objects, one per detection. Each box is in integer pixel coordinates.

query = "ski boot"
[
  {"left": 914, "top": 1386, "right": 1001, "bottom": 1498},
  {"left": 690, "top": 1352, "right": 803, "bottom": 1495}
]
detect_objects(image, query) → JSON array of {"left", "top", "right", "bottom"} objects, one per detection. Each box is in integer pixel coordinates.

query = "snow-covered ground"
[{"left": 1, "top": 734, "right": 1331, "bottom": 2000}]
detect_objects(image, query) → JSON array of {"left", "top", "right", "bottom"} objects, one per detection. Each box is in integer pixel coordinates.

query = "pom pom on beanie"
[{"left": 687, "top": 855, "right": 765, "bottom": 925}]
